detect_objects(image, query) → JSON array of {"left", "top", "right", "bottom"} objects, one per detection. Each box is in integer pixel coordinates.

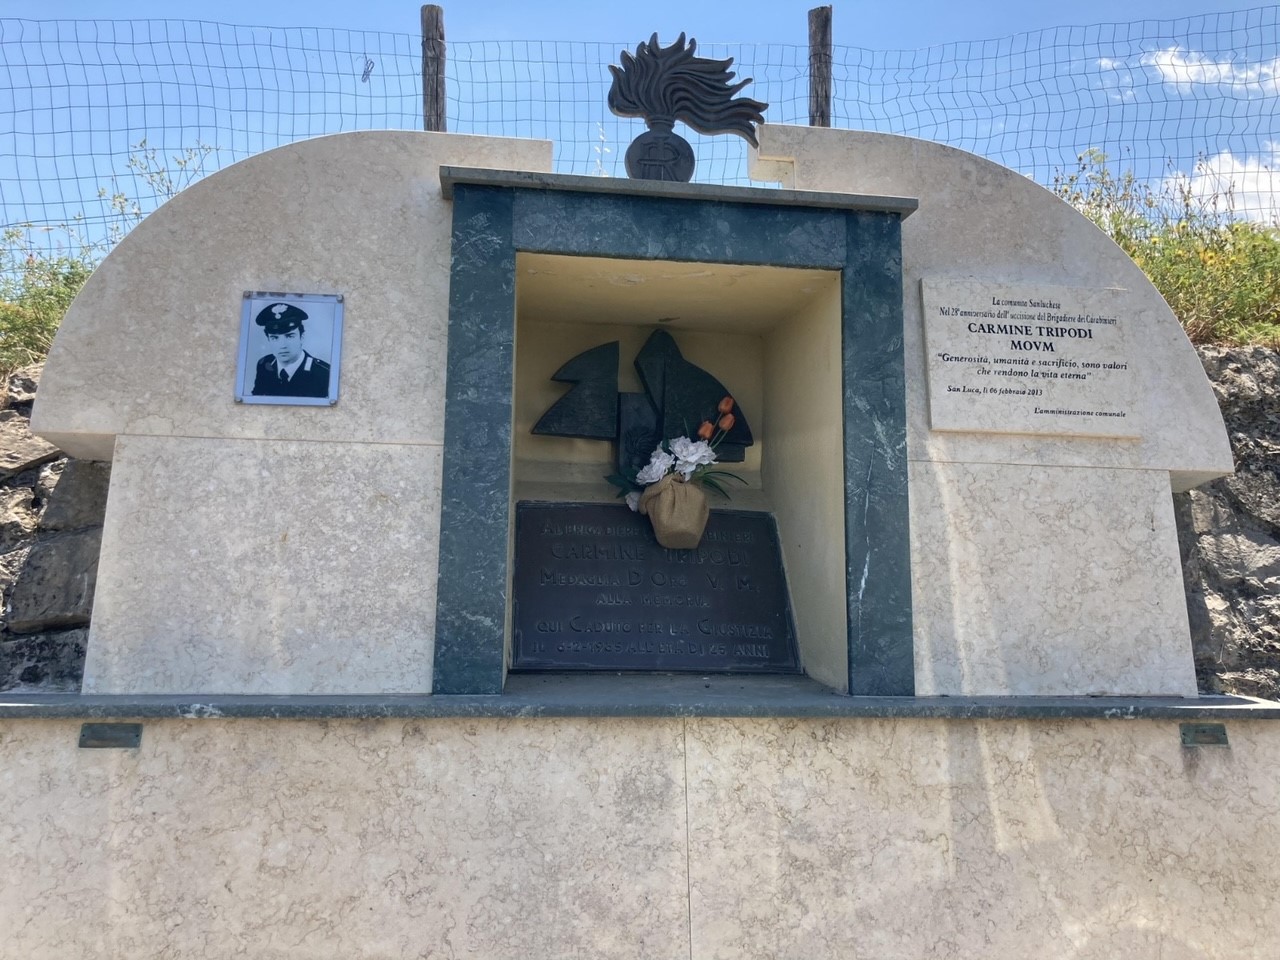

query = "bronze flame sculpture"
[{"left": 607, "top": 33, "right": 768, "bottom": 182}]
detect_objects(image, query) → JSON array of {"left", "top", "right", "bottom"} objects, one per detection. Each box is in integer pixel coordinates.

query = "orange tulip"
[
  {"left": 718, "top": 413, "right": 735, "bottom": 431},
  {"left": 717, "top": 396, "right": 734, "bottom": 415},
  {"left": 697, "top": 420, "right": 715, "bottom": 440}
]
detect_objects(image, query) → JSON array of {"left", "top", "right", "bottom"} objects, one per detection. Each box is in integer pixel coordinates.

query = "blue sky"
[
  {"left": 27, "top": 1, "right": 1259, "bottom": 48},
  {"left": 7, "top": 1, "right": 1279, "bottom": 246}
]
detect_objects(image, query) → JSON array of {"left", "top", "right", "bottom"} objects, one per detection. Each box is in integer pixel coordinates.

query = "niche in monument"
[
  {"left": 509, "top": 255, "right": 847, "bottom": 676},
  {"left": 515, "top": 328, "right": 797, "bottom": 673}
]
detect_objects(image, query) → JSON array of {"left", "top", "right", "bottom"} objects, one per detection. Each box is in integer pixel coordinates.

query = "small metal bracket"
[
  {"left": 1180, "top": 722, "right": 1229, "bottom": 747},
  {"left": 78, "top": 723, "right": 142, "bottom": 749}
]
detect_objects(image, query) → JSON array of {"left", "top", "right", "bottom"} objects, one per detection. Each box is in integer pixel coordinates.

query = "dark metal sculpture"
[
  {"left": 630, "top": 330, "right": 751, "bottom": 465},
  {"left": 608, "top": 33, "right": 768, "bottom": 182},
  {"left": 531, "top": 341, "right": 619, "bottom": 439},
  {"left": 532, "top": 330, "right": 754, "bottom": 478}
]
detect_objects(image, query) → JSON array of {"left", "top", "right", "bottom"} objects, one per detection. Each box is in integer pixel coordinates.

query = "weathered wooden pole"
[
  {"left": 808, "top": 5, "right": 832, "bottom": 127},
  {"left": 422, "top": 4, "right": 446, "bottom": 132}
]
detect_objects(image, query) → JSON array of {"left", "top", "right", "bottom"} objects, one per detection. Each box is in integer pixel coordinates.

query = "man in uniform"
[{"left": 251, "top": 301, "right": 332, "bottom": 398}]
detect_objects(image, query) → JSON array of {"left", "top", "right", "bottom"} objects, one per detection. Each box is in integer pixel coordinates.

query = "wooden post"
[
  {"left": 808, "top": 5, "right": 832, "bottom": 127},
  {"left": 422, "top": 4, "right": 446, "bottom": 132}
]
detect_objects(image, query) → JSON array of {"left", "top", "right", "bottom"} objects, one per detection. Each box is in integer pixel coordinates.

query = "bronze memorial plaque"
[{"left": 512, "top": 501, "right": 800, "bottom": 672}]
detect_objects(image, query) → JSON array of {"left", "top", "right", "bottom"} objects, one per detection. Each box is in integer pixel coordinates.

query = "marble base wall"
[
  {"left": 910, "top": 461, "right": 1197, "bottom": 696},
  {"left": 83, "top": 435, "right": 442, "bottom": 695},
  {"left": 3, "top": 717, "right": 1276, "bottom": 959}
]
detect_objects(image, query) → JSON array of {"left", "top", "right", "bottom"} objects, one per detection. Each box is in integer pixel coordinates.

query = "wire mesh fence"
[{"left": 3, "top": 6, "right": 1279, "bottom": 261}]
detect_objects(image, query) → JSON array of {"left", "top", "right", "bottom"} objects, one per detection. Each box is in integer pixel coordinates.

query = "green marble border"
[
  {"left": 843, "top": 212, "right": 913, "bottom": 695},
  {"left": 433, "top": 184, "right": 517, "bottom": 693},
  {"left": 434, "top": 180, "right": 913, "bottom": 696}
]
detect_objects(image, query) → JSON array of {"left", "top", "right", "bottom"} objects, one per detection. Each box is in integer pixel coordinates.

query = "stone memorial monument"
[{"left": 2, "top": 55, "right": 1278, "bottom": 959}]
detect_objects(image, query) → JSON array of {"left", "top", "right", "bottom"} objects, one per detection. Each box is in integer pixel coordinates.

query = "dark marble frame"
[{"left": 434, "top": 175, "right": 913, "bottom": 697}]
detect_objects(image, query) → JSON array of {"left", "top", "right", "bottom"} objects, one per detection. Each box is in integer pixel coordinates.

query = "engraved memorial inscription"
[
  {"left": 512, "top": 502, "right": 800, "bottom": 672},
  {"left": 921, "top": 278, "right": 1141, "bottom": 439}
]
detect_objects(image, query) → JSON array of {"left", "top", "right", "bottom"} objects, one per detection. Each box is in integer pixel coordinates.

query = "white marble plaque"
[{"left": 921, "top": 279, "right": 1140, "bottom": 439}]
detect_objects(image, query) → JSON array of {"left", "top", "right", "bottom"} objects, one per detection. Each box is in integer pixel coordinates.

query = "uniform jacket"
[{"left": 252, "top": 351, "right": 332, "bottom": 398}]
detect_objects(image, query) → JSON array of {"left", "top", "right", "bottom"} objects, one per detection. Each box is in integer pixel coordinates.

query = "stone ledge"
[
  {"left": 438, "top": 166, "right": 919, "bottom": 217},
  {"left": 2, "top": 673, "right": 1279, "bottom": 720}
]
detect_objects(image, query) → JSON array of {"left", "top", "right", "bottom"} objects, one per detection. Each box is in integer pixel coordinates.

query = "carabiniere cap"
[{"left": 254, "top": 302, "right": 308, "bottom": 335}]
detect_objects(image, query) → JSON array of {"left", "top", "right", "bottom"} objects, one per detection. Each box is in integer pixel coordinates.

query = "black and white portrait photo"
[{"left": 235, "top": 292, "right": 344, "bottom": 406}]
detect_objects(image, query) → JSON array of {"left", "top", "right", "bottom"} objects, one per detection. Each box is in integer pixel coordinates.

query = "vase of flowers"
[
  {"left": 636, "top": 472, "right": 707, "bottom": 549},
  {"left": 607, "top": 396, "right": 744, "bottom": 549}
]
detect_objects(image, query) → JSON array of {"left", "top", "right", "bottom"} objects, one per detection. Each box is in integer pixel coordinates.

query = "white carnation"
[
  {"left": 669, "top": 436, "right": 716, "bottom": 477},
  {"left": 635, "top": 446, "right": 675, "bottom": 485}
]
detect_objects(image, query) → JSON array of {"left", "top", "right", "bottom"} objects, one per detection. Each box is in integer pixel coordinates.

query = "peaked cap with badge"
[{"left": 255, "top": 301, "right": 308, "bottom": 335}]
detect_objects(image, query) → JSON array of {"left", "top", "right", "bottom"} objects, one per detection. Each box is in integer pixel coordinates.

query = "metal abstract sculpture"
[
  {"left": 608, "top": 33, "right": 768, "bottom": 182},
  {"left": 532, "top": 330, "right": 753, "bottom": 479},
  {"left": 531, "top": 341, "right": 619, "bottom": 440}
]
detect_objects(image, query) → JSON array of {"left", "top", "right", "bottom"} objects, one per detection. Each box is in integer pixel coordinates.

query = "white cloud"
[
  {"left": 1141, "top": 46, "right": 1280, "bottom": 97},
  {"left": 1095, "top": 57, "right": 1135, "bottom": 103},
  {"left": 1163, "top": 144, "right": 1280, "bottom": 224}
]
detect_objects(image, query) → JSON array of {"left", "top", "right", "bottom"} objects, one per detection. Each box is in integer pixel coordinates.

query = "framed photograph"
[{"left": 235, "top": 291, "right": 344, "bottom": 406}]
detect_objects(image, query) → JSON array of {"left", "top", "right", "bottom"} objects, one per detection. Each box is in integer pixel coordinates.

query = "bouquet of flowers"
[{"left": 606, "top": 396, "right": 745, "bottom": 548}]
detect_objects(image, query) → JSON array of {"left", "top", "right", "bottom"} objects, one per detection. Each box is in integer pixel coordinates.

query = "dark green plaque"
[
  {"left": 512, "top": 501, "right": 800, "bottom": 673},
  {"left": 78, "top": 723, "right": 142, "bottom": 749},
  {"left": 1180, "top": 722, "right": 1229, "bottom": 747}
]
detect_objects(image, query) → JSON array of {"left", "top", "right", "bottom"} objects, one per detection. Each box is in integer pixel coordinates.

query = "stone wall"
[
  {"left": 1178, "top": 345, "right": 1280, "bottom": 698},
  {"left": 0, "top": 364, "right": 105, "bottom": 691},
  {"left": 2, "top": 348, "right": 1277, "bottom": 696}
]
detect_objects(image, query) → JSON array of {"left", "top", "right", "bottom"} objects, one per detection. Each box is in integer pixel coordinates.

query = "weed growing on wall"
[{"left": 1054, "top": 149, "right": 1280, "bottom": 348}]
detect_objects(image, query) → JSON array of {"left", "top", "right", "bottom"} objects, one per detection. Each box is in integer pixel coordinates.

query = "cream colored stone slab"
[
  {"left": 763, "top": 280, "right": 847, "bottom": 690},
  {"left": 83, "top": 435, "right": 442, "bottom": 694},
  {"left": 33, "top": 132, "right": 553, "bottom": 460},
  {"left": 686, "top": 717, "right": 1280, "bottom": 960},
  {"left": 922, "top": 278, "right": 1140, "bottom": 439},
  {"left": 0, "top": 718, "right": 690, "bottom": 960},
  {"left": 910, "top": 460, "right": 1196, "bottom": 696},
  {"left": 751, "top": 125, "right": 1231, "bottom": 490}
]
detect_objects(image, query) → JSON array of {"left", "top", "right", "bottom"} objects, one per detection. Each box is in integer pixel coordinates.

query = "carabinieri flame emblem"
[{"left": 607, "top": 33, "right": 768, "bottom": 182}]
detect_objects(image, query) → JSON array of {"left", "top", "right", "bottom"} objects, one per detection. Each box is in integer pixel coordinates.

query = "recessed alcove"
[
  {"left": 434, "top": 168, "right": 914, "bottom": 697},
  {"left": 512, "top": 252, "right": 848, "bottom": 686}
]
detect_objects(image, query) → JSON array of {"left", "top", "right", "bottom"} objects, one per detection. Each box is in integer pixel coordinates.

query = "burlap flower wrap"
[{"left": 638, "top": 473, "right": 710, "bottom": 549}]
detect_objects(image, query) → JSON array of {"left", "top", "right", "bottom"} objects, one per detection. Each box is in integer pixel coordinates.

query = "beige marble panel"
[
  {"left": 686, "top": 717, "right": 1280, "bottom": 960},
  {"left": 83, "top": 435, "right": 442, "bottom": 695},
  {"left": 6, "top": 716, "right": 1278, "bottom": 959},
  {"left": 0, "top": 718, "right": 690, "bottom": 960},
  {"left": 910, "top": 460, "right": 1196, "bottom": 696},
  {"left": 751, "top": 125, "right": 1231, "bottom": 491},
  {"left": 763, "top": 280, "right": 847, "bottom": 690},
  {"left": 33, "top": 132, "right": 553, "bottom": 461}
]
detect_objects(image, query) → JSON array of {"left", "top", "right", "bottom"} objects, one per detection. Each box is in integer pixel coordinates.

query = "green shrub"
[
  {"left": 1054, "top": 150, "right": 1280, "bottom": 348},
  {"left": 0, "top": 229, "right": 94, "bottom": 374}
]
